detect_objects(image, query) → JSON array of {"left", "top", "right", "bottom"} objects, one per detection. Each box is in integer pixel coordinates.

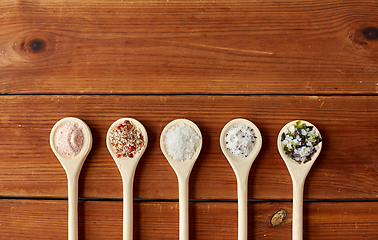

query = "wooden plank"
[
  {"left": 0, "top": 95, "right": 377, "bottom": 199},
  {"left": 0, "top": 199, "right": 377, "bottom": 239},
  {"left": 0, "top": 1, "right": 377, "bottom": 94}
]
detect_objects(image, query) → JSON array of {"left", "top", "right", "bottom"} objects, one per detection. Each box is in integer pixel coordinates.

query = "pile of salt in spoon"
[
  {"left": 163, "top": 122, "right": 200, "bottom": 161},
  {"left": 108, "top": 119, "right": 145, "bottom": 158},
  {"left": 280, "top": 120, "right": 322, "bottom": 164},
  {"left": 54, "top": 121, "right": 84, "bottom": 157},
  {"left": 224, "top": 124, "right": 256, "bottom": 158}
]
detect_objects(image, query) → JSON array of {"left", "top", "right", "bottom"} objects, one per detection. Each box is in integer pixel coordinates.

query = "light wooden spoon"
[
  {"left": 277, "top": 120, "right": 322, "bottom": 240},
  {"left": 220, "top": 118, "right": 262, "bottom": 240},
  {"left": 50, "top": 117, "right": 93, "bottom": 240},
  {"left": 106, "top": 118, "right": 148, "bottom": 240},
  {"left": 160, "top": 119, "right": 202, "bottom": 240}
]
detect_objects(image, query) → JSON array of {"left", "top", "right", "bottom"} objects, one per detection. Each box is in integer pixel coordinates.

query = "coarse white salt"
[
  {"left": 55, "top": 122, "right": 84, "bottom": 157},
  {"left": 225, "top": 124, "right": 256, "bottom": 158},
  {"left": 164, "top": 123, "right": 200, "bottom": 161}
]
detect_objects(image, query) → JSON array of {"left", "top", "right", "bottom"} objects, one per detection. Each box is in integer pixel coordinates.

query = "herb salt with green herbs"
[{"left": 281, "top": 120, "right": 322, "bottom": 164}]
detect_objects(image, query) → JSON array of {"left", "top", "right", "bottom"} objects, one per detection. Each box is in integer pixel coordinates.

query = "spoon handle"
[
  {"left": 123, "top": 175, "right": 134, "bottom": 240},
  {"left": 178, "top": 176, "right": 189, "bottom": 240},
  {"left": 292, "top": 180, "right": 304, "bottom": 240},
  {"left": 67, "top": 175, "right": 79, "bottom": 240},
  {"left": 237, "top": 176, "right": 248, "bottom": 240}
]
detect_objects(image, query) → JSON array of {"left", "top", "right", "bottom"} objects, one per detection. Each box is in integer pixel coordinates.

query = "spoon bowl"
[
  {"left": 160, "top": 119, "right": 202, "bottom": 240},
  {"left": 106, "top": 118, "right": 148, "bottom": 240},
  {"left": 277, "top": 120, "right": 322, "bottom": 240},
  {"left": 50, "top": 117, "right": 92, "bottom": 240},
  {"left": 220, "top": 118, "right": 262, "bottom": 240}
]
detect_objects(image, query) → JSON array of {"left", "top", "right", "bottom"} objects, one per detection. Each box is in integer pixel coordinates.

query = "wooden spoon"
[
  {"left": 50, "top": 117, "right": 93, "bottom": 240},
  {"left": 220, "top": 118, "right": 262, "bottom": 240},
  {"left": 160, "top": 119, "right": 202, "bottom": 240},
  {"left": 106, "top": 118, "right": 148, "bottom": 240},
  {"left": 277, "top": 120, "right": 322, "bottom": 240}
]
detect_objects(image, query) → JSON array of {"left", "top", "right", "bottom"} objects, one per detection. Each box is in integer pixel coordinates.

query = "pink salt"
[{"left": 54, "top": 122, "right": 84, "bottom": 157}]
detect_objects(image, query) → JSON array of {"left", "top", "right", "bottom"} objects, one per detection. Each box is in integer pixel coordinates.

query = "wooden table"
[{"left": 1, "top": 0, "right": 378, "bottom": 239}]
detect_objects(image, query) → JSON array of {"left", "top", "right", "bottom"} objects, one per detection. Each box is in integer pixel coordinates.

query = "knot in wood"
[
  {"left": 270, "top": 209, "right": 287, "bottom": 227},
  {"left": 363, "top": 27, "right": 378, "bottom": 40},
  {"left": 348, "top": 24, "right": 378, "bottom": 52},
  {"left": 24, "top": 38, "right": 46, "bottom": 54}
]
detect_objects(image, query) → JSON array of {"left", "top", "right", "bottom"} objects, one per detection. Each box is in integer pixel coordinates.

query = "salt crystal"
[
  {"left": 54, "top": 122, "right": 84, "bottom": 157},
  {"left": 225, "top": 124, "right": 255, "bottom": 158},
  {"left": 164, "top": 123, "right": 200, "bottom": 161}
]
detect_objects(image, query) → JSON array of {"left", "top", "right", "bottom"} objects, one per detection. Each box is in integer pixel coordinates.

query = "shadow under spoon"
[
  {"left": 106, "top": 118, "right": 148, "bottom": 240},
  {"left": 277, "top": 120, "right": 322, "bottom": 240},
  {"left": 220, "top": 118, "right": 262, "bottom": 240},
  {"left": 50, "top": 117, "right": 93, "bottom": 240},
  {"left": 160, "top": 119, "right": 202, "bottom": 240}
]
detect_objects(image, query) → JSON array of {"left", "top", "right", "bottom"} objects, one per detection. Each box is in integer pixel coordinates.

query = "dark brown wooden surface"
[
  {"left": 1, "top": 0, "right": 378, "bottom": 238},
  {"left": 1, "top": 199, "right": 378, "bottom": 239},
  {"left": 0, "top": 95, "right": 377, "bottom": 200},
  {"left": 0, "top": 0, "right": 377, "bottom": 94}
]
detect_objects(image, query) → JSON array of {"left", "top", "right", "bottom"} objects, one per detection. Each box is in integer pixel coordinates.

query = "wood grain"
[
  {"left": 1, "top": 1, "right": 377, "bottom": 238},
  {"left": 0, "top": 95, "right": 377, "bottom": 199},
  {"left": 0, "top": 0, "right": 377, "bottom": 94},
  {"left": 0, "top": 199, "right": 377, "bottom": 239}
]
